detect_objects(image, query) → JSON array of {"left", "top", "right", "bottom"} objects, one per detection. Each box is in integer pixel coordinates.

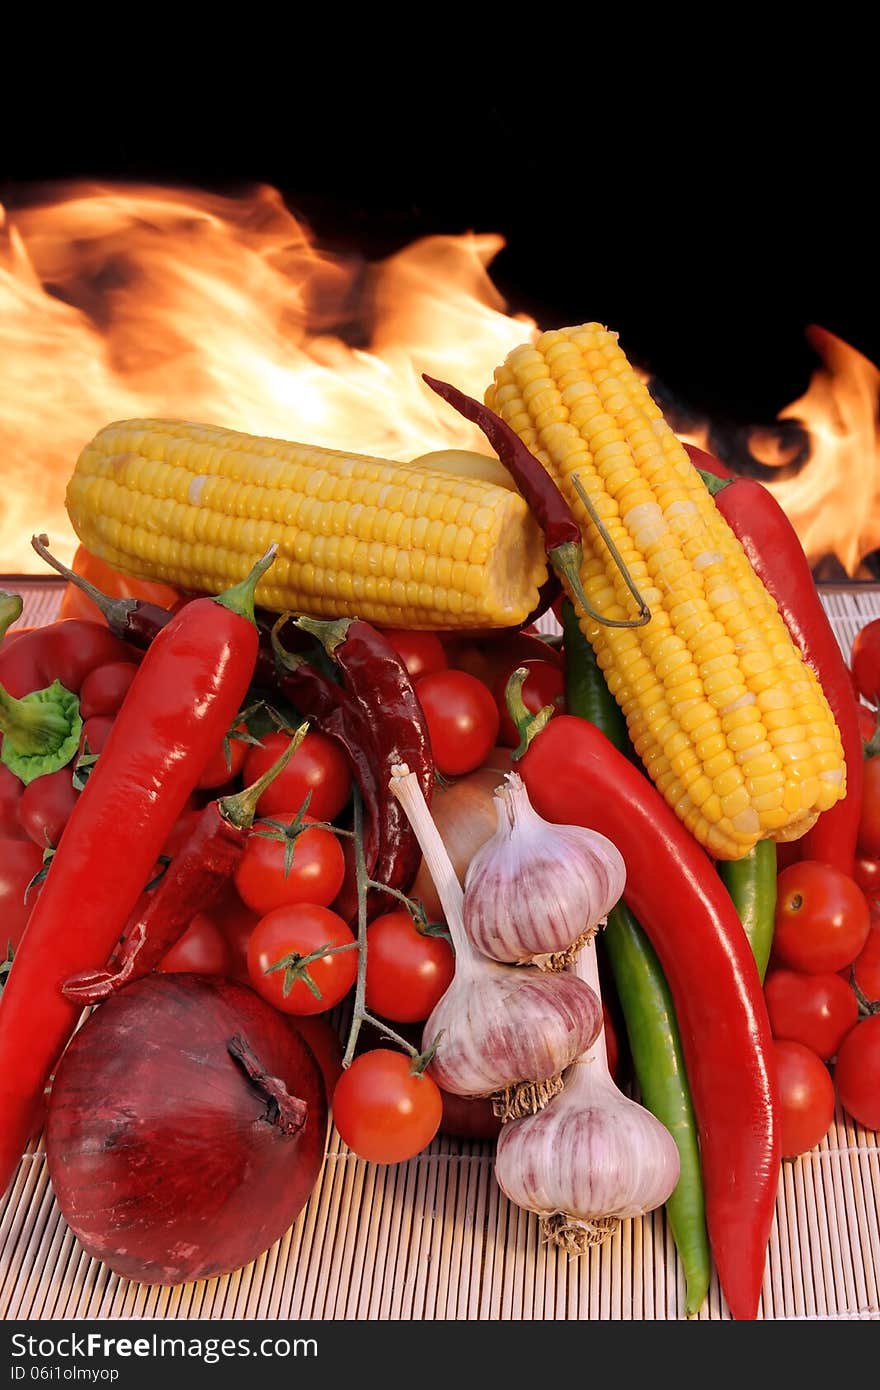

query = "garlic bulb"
[
  {"left": 463, "top": 773, "right": 626, "bottom": 968},
  {"left": 494, "top": 940, "right": 680, "bottom": 1250},
  {"left": 390, "top": 764, "right": 602, "bottom": 1120}
]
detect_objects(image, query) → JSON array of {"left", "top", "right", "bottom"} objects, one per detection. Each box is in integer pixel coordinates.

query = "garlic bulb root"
[
  {"left": 543, "top": 1213, "right": 620, "bottom": 1252},
  {"left": 492, "top": 1075, "right": 563, "bottom": 1121},
  {"left": 534, "top": 920, "right": 603, "bottom": 973}
]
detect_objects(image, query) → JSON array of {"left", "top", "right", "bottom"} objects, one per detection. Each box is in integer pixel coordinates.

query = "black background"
[{"left": 2, "top": 47, "right": 875, "bottom": 426}]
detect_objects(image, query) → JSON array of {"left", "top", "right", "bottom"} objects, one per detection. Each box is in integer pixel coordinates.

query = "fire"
[{"left": 1, "top": 183, "right": 878, "bottom": 578}]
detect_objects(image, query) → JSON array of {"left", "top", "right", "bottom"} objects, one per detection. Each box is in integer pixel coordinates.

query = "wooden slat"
[{"left": 1, "top": 580, "right": 878, "bottom": 1320}]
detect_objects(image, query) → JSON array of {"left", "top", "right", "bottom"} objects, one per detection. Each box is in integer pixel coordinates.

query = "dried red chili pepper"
[
  {"left": 62, "top": 725, "right": 308, "bottom": 1004},
  {"left": 295, "top": 616, "right": 433, "bottom": 914},
  {"left": 684, "top": 448, "right": 862, "bottom": 877},
  {"left": 422, "top": 375, "right": 650, "bottom": 630},
  {"left": 0, "top": 549, "right": 276, "bottom": 1198},
  {"left": 517, "top": 714, "right": 780, "bottom": 1322}
]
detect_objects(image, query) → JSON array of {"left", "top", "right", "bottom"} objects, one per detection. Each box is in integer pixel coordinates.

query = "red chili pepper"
[
  {"left": 518, "top": 715, "right": 780, "bottom": 1322},
  {"left": 32, "top": 539, "right": 386, "bottom": 912},
  {"left": 62, "top": 725, "right": 308, "bottom": 1005},
  {"left": 0, "top": 550, "right": 276, "bottom": 1198},
  {"left": 296, "top": 617, "right": 433, "bottom": 914},
  {"left": 684, "top": 447, "right": 862, "bottom": 876}
]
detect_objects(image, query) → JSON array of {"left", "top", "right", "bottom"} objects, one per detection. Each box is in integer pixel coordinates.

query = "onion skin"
[
  {"left": 410, "top": 760, "right": 511, "bottom": 920},
  {"left": 45, "top": 975, "right": 327, "bottom": 1286}
]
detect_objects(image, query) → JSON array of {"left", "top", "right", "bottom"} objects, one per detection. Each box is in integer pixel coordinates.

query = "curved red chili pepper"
[
  {"left": 518, "top": 715, "right": 780, "bottom": 1321},
  {"left": 0, "top": 556, "right": 273, "bottom": 1198},
  {"left": 684, "top": 447, "right": 861, "bottom": 876}
]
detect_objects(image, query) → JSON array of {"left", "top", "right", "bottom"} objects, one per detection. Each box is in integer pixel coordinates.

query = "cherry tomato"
[
  {"left": 773, "top": 861, "right": 871, "bottom": 973},
  {"left": 78, "top": 714, "right": 114, "bottom": 758},
  {"left": 195, "top": 722, "right": 249, "bottom": 791},
  {"left": 235, "top": 813, "right": 345, "bottom": 916},
  {"left": 157, "top": 914, "right": 231, "bottom": 975},
  {"left": 493, "top": 657, "right": 565, "bottom": 747},
  {"left": 850, "top": 619, "right": 880, "bottom": 705},
  {"left": 834, "top": 1014, "right": 880, "bottom": 1131},
  {"left": 242, "top": 730, "right": 351, "bottom": 822},
  {"left": 850, "top": 922, "right": 880, "bottom": 1001},
  {"left": 858, "top": 758, "right": 880, "bottom": 859},
  {"left": 857, "top": 703, "right": 879, "bottom": 744},
  {"left": 288, "top": 1014, "right": 344, "bottom": 1096},
  {"left": 17, "top": 768, "right": 78, "bottom": 850},
  {"left": 764, "top": 968, "right": 858, "bottom": 1060},
  {"left": 0, "top": 764, "right": 25, "bottom": 839},
  {"left": 78, "top": 661, "right": 138, "bottom": 720},
  {"left": 364, "top": 911, "right": 454, "bottom": 1024},
  {"left": 246, "top": 903, "right": 357, "bottom": 1015},
  {"left": 379, "top": 628, "right": 448, "bottom": 682},
  {"left": 195, "top": 883, "right": 260, "bottom": 982},
  {"left": 438, "top": 1090, "right": 503, "bottom": 1141},
  {"left": 0, "top": 837, "right": 43, "bottom": 951},
  {"left": 332, "top": 1049, "right": 443, "bottom": 1163},
  {"left": 416, "top": 669, "right": 500, "bottom": 776},
  {"left": 853, "top": 854, "right": 880, "bottom": 905},
  {"left": 772, "top": 1039, "right": 836, "bottom": 1158}
]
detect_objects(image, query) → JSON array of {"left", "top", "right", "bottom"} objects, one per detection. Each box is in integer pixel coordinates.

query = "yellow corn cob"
[
  {"left": 486, "top": 324, "right": 846, "bottom": 860},
  {"left": 65, "top": 420, "right": 548, "bottom": 630}
]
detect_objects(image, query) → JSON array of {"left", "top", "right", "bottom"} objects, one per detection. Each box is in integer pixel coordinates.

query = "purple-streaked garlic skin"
[
  {"left": 462, "top": 774, "right": 626, "bottom": 964},
  {"left": 421, "top": 961, "right": 602, "bottom": 1099},
  {"left": 494, "top": 1060, "right": 681, "bottom": 1222}
]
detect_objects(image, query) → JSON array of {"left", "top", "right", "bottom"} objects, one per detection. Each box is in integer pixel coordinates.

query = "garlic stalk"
[
  {"left": 463, "top": 772, "right": 626, "bottom": 968},
  {"left": 494, "top": 939, "right": 681, "bottom": 1250},
  {"left": 390, "top": 764, "right": 602, "bottom": 1120}
]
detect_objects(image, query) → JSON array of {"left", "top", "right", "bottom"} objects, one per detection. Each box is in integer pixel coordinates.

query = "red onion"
[{"left": 45, "top": 974, "right": 327, "bottom": 1285}]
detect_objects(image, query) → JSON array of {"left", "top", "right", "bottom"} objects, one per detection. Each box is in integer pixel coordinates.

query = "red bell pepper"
[
  {"left": 0, "top": 551, "right": 275, "bottom": 1198},
  {"left": 519, "top": 716, "right": 780, "bottom": 1321},
  {"left": 683, "top": 444, "right": 862, "bottom": 876}
]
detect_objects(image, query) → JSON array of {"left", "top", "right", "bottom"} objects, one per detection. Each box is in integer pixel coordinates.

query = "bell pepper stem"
[
  {"left": 0, "top": 593, "right": 24, "bottom": 641},
  {"left": 0, "top": 679, "right": 83, "bottom": 784}
]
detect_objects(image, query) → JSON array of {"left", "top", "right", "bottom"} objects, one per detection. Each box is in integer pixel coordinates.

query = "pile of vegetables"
[{"left": 0, "top": 344, "right": 877, "bottom": 1324}]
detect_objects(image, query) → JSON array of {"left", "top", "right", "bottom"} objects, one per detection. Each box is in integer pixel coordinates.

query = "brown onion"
[
  {"left": 46, "top": 974, "right": 327, "bottom": 1285},
  {"left": 410, "top": 758, "right": 512, "bottom": 920}
]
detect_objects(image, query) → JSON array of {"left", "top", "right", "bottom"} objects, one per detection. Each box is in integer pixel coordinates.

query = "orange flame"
[{"left": 1, "top": 183, "right": 878, "bottom": 578}]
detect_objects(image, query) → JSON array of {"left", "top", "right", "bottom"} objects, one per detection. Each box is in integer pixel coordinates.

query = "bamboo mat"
[{"left": 1, "top": 580, "right": 879, "bottom": 1322}]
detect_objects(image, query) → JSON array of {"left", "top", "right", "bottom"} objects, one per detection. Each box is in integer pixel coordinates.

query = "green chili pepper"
[
  {"left": 561, "top": 599, "right": 712, "bottom": 1316},
  {"left": 718, "top": 841, "right": 777, "bottom": 983}
]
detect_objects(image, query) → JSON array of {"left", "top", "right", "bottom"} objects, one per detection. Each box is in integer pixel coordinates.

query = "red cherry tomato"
[
  {"left": 195, "top": 723, "right": 249, "bottom": 790},
  {"left": 438, "top": 1089, "right": 503, "bottom": 1141},
  {"left": 0, "top": 837, "right": 44, "bottom": 951},
  {"left": 850, "top": 922, "right": 880, "bottom": 1001},
  {"left": 246, "top": 903, "right": 357, "bottom": 1015},
  {"left": 858, "top": 758, "right": 880, "bottom": 859},
  {"left": 17, "top": 768, "right": 78, "bottom": 850},
  {"left": 194, "top": 883, "right": 260, "bottom": 982},
  {"left": 379, "top": 628, "right": 448, "bottom": 682},
  {"left": 0, "top": 765, "right": 25, "bottom": 839},
  {"left": 493, "top": 657, "right": 565, "bottom": 747},
  {"left": 857, "top": 703, "right": 879, "bottom": 744},
  {"left": 773, "top": 861, "right": 871, "bottom": 973},
  {"left": 764, "top": 969, "right": 858, "bottom": 1060},
  {"left": 834, "top": 1014, "right": 880, "bottom": 1131},
  {"left": 772, "top": 1039, "right": 836, "bottom": 1158},
  {"left": 234, "top": 813, "right": 346, "bottom": 916},
  {"left": 157, "top": 914, "right": 231, "bottom": 975},
  {"left": 78, "top": 661, "right": 138, "bottom": 720},
  {"left": 288, "top": 1014, "right": 344, "bottom": 1097},
  {"left": 416, "top": 669, "right": 500, "bottom": 776},
  {"left": 364, "top": 911, "right": 455, "bottom": 1024},
  {"left": 850, "top": 620, "right": 880, "bottom": 705},
  {"left": 78, "top": 714, "right": 114, "bottom": 758},
  {"left": 332, "top": 1049, "right": 443, "bottom": 1163},
  {"left": 242, "top": 730, "right": 351, "bottom": 822},
  {"left": 853, "top": 854, "right": 880, "bottom": 906}
]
